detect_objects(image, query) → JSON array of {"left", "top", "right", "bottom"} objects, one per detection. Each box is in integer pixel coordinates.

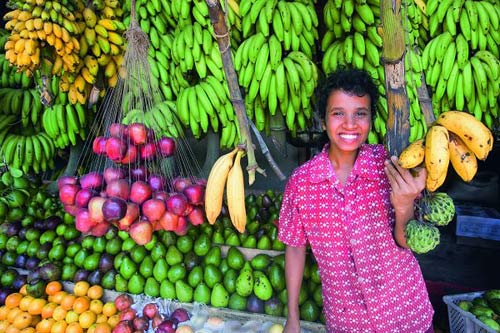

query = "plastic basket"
[{"left": 442, "top": 291, "right": 497, "bottom": 333}]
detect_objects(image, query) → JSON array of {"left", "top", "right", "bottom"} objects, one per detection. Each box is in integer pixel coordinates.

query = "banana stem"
[{"left": 205, "top": 0, "right": 264, "bottom": 185}]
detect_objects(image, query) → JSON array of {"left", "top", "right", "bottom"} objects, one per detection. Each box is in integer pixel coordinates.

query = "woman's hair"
[{"left": 316, "top": 67, "right": 379, "bottom": 121}]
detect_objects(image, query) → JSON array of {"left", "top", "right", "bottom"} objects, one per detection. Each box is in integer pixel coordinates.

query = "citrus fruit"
[{"left": 73, "top": 281, "right": 90, "bottom": 297}]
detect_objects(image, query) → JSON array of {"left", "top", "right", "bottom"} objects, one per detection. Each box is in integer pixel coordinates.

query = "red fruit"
[
  {"left": 75, "top": 208, "right": 98, "bottom": 233},
  {"left": 59, "top": 183, "right": 81, "bottom": 206},
  {"left": 112, "top": 320, "right": 134, "bottom": 333},
  {"left": 153, "top": 191, "right": 169, "bottom": 202},
  {"left": 88, "top": 196, "right": 106, "bottom": 224},
  {"left": 89, "top": 222, "right": 110, "bottom": 237},
  {"left": 127, "top": 123, "right": 148, "bottom": 145},
  {"left": 119, "top": 307, "right": 137, "bottom": 321},
  {"left": 57, "top": 175, "right": 78, "bottom": 189},
  {"left": 174, "top": 216, "right": 189, "bottom": 236},
  {"left": 120, "top": 144, "right": 139, "bottom": 164},
  {"left": 92, "top": 136, "right": 107, "bottom": 155},
  {"left": 115, "top": 294, "right": 134, "bottom": 311},
  {"left": 80, "top": 172, "right": 104, "bottom": 190},
  {"left": 106, "top": 137, "right": 127, "bottom": 162},
  {"left": 157, "top": 137, "right": 176, "bottom": 157},
  {"left": 102, "top": 197, "right": 128, "bottom": 222},
  {"left": 106, "top": 179, "right": 130, "bottom": 200},
  {"left": 139, "top": 142, "right": 157, "bottom": 160},
  {"left": 183, "top": 184, "right": 205, "bottom": 205},
  {"left": 159, "top": 211, "right": 178, "bottom": 231},
  {"left": 129, "top": 220, "right": 153, "bottom": 245},
  {"left": 142, "top": 303, "right": 158, "bottom": 320},
  {"left": 133, "top": 316, "right": 149, "bottom": 331},
  {"left": 141, "top": 198, "right": 166, "bottom": 222},
  {"left": 169, "top": 308, "right": 190, "bottom": 323},
  {"left": 147, "top": 174, "right": 166, "bottom": 192},
  {"left": 151, "top": 314, "right": 164, "bottom": 329},
  {"left": 129, "top": 181, "right": 152, "bottom": 205},
  {"left": 166, "top": 193, "right": 188, "bottom": 216},
  {"left": 130, "top": 166, "right": 148, "bottom": 181},
  {"left": 187, "top": 206, "right": 205, "bottom": 226},
  {"left": 109, "top": 122, "right": 128, "bottom": 138},
  {"left": 116, "top": 202, "right": 140, "bottom": 231},
  {"left": 75, "top": 188, "right": 96, "bottom": 208},
  {"left": 63, "top": 204, "right": 78, "bottom": 216},
  {"left": 103, "top": 167, "right": 126, "bottom": 184},
  {"left": 171, "top": 177, "right": 192, "bottom": 192}
]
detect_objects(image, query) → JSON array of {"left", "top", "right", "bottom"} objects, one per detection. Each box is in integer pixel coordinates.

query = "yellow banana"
[
  {"left": 424, "top": 125, "right": 450, "bottom": 192},
  {"left": 398, "top": 138, "right": 425, "bottom": 169},
  {"left": 448, "top": 132, "right": 477, "bottom": 182},
  {"left": 204, "top": 148, "right": 239, "bottom": 224},
  {"left": 226, "top": 149, "right": 246, "bottom": 233},
  {"left": 435, "top": 110, "right": 494, "bottom": 160}
]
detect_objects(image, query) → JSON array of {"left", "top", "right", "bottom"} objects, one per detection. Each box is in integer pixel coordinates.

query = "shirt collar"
[{"left": 307, "top": 144, "right": 381, "bottom": 183}]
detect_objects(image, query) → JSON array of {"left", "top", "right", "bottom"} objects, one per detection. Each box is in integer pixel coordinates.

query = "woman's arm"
[
  {"left": 284, "top": 245, "right": 306, "bottom": 333},
  {"left": 384, "top": 156, "right": 427, "bottom": 248}
]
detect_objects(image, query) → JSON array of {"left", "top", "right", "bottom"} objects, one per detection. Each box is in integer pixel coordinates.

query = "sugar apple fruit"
[
  {"left": 422, "top": 192, "right": 455, "bottom": 226},
  {"left": 405, "top": 219, "right": 440, "bottom": 254}
]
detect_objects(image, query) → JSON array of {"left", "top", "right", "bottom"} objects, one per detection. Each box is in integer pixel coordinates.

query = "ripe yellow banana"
[
  {"left": 424, "top": 125, "right": 450, "bottom": 192},
  {"left": 398, "top": 138, "right": 425, "bottom": 168},
  {"left": 448, "top": 132, "right": 477, "bottom": 182},
  {"left": 204, "top": 148, "right": 239, "bottom": 224},
  {"left": 435, "top": 110, "right": 493, "bottom": 160},
  {"left": 226, "top": 150, "right": 246, "bottom": 233}
]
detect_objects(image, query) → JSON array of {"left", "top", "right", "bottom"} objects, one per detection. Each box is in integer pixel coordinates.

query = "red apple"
[
  {"left": 130, "top": 165, "right": 148, "bottom": 181},
  {"left": 133, "top": 316, "right": 149, "bottom": 331},
  {"left": 159, "top": 211, "right": 178, "bottom": 231},
  {"left": 152, "top": 313, "right": 164, "bottom": 329},
  {"left": 59, "top": 183, "right": 81, "bottom": 206},
  {"left": 105, "top": 137, "right": 127, "bottom": 162},
  {"left": 183, "top": 184, "right": 205, "bottom": 205},
  {"left": 63, "top": 204, "right": 79, "bottom": 216},
  {"left": 112, "top": 320, "right": 133, "bottom": 333},
  {"left": 109, "top": 122, "right": 128, "bottom": 138},
  {"left": 88, "top": 196, "right": 106, "bottom": 224},
  {"left": 142, "top": 198, "right": 166, "bottom": 222},
  {"left": 174, "top": 216, "right": 189, "bottom": 236},
  {"left": 106, "top": 179, "right": 130, "bottom": 200},
  {"left": 89, "top": 222, "right": 110, "bottom": 237},
  {"left": 153, "top": 191, "right": 169, "bottom": 201},
  {"left": 80, "top": 172, "right": 104, "bottom": 190},
  {"left": 119, "top": 307, "right": 137, "bottom": 321},
  {"left": 129, "top": 220, "right": 153, "bottom": 245},
  {"left": 148, "top": 174, "right": 166, "bottom": 192},
  {"left": 171, "top": 177, "right": 192, "bottom": 192},
  {"left": 116, "top": 202, "right": 140, "bottom": 231},
  {"left": 166, "top": 193, "right": 188, "bottom": 216},
  {"left": 75, "top": 208, "right": 98, "bottom": 233},
  {"left": 128, "top": 123, "right": 148, "bottom": 145},
  {"left": 75, "top": 188, "right": 97, "bottom": 208},
  {"left": 102, "top": 197, "right": 127, "bottom": 222},
  {"left": 115, "top": 294, "right": 134, "bottom": 311},
  {"left": 139, "top": 142, "right": 157, "bottom": 160},
  {"left": 157, "top": 137, "right": 176, "bottom": 157},
  {"left": 103, "top": 167, "right": 126, "bottom": 184},
  {"left": 92, "top": 136, "right": 107, "bottom": 155},
  {"left": 188, "top": 206, "right": 205, "bottom": 226},
  {"left": 57, "top": 175, "right": 78, "bottom": 189},
  {"left": 129, "top": 181, "right": 152, "bottom": 205},
  {"left": 142, "top": 303, "right": 158, "bottom": 320},
  {"left": 120, "top": 144, "right": 139, "bottom": 164}
]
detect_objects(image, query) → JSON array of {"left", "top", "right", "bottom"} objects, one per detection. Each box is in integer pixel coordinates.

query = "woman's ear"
[{"left": 321, "top": 120, "right": 326, "bottom": 131}]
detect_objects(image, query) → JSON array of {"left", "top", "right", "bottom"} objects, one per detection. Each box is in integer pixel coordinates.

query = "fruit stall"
[{"left": 0, "top": 0, "right": 500, "bottom": 332}]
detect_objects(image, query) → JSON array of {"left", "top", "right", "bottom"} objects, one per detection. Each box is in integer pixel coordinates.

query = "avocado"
[
  {"left": 153, "top": 258, "right": 169, "bottom": 282},
  {"left": 160, "top": 279, "right": 176, "bottom": 299},
  {"left": 227, "top": 246, "right": 245, "bottom": 270},
  {"left": 166, "top": 245, "right": 183, "bottom": 266},
  {"left": 203, "top": 246, "right": 222, "bottom": 267},
  {"left": 128, "top": 273, "right": 145, "bottom": 294},
  {"left": 139, "top": 255, "right": 154, "bottom": 278},
  {"left": 300, "top": 300, "right": 320, "bottom": 322},
  {"left": 144, "top": 277, "right": 160, "bottom": 297},
  {"left": 253, "top": 271, "right": 273, "bottom": 301},
  {"left": 268, "top": 263, "right": 285, "bottom": 292},
  {"left": 264, "top": 296, "right": 284, "bottom": 316},
  {"left": 188, "top": 266, "right": 203, "bottom": 288},
  {"left": 175, "top": 280, "right": 193, "bottom": 303},
  {"left": 167, "top": 263, "right": 187, "bottom": 283},
  {"left": 223, "top": 268, "right": 238, "bottom": 293},
  {"left": 194, "top": 233, "right": 211, "bottom": 256},
  {"left": 242, "top": 235, "right": 257, "bottom": 248},
  {"left": 225, "top": 232, "right": 241, "bottom": 247},
  {"left": 235, "top": 263, "right": 254, "bottom": 297},
  {"left": 228, "top": 293, "right": 248, "bottom": 311},
  {"left": 250, "top": 253, "right": 272, "bottom": 271},
  {"left": 211, "top": 283, "right": 229, "bottom": 308},
  {"left": 204, "top": 263, "right": 222, "bottom": 288},
  {"left": 193, "top": 282, "right": 211, "bottom": 304},
  {"left": 257, "top": 235, "right": 272, "bottom": 250}
]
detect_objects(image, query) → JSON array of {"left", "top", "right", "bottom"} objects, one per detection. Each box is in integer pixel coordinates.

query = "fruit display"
[{"left": 455, "top": 290, "right": 500, "bottom": 331}]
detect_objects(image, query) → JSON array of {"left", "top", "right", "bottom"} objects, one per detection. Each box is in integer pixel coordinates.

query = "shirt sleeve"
[{"left": 278, "top": 175, "right": 308, "bottom": 247}]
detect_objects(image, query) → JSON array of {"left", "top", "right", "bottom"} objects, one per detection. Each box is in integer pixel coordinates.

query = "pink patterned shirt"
[{"left": 278, "top": 144, "right": 434, "bottom": 333}]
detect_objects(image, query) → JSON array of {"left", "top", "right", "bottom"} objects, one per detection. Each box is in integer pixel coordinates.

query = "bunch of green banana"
[
  {"left": 0, "top": 131, "right": 56, "bottom": 174},
  {"left": 3, "top": 1, "right": 82, "bottom": 75},
  {"left": 41, "top": 92, "right": 89, "bottom": 148},
  {"left": 323, "top": 0, "right": 379, "bottom": 40},
  {"left": 0, "top": 88, "right": 44, "bottom": 128}
]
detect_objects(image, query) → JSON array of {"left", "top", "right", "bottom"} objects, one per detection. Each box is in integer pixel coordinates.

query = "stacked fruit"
[
  {"left": 455, "top": 290, "right": 500, "bottom": 331},
  {"left": 398, "top": 110, "right": 494, "bottom": 192},
  {"left": 423, "top": 0, "right": 500, "bottom": 129},
  {"left": 0, "top": 29, "right": 33, "bottom": 88}
]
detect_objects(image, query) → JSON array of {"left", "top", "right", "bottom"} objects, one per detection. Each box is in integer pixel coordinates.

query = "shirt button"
[
  {"left": 358, "top": 277, "right": 364, "bottom": 283},
  {"left": 350, "top": 239, "right": 356, "bottom": 245}
]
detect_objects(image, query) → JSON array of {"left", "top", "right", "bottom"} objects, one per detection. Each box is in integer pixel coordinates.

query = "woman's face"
[{"left": 324, "top": 89, "right": 372, "bottom": 153}]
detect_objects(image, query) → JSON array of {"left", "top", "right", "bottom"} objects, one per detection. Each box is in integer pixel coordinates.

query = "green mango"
[
  {"left": 175, "top": 280, "right": 193, "bottom": 303},
  {"left": 227, "top": 246, "right": 245, "bottom": 270},
  {"left": 160, "top": 280, "right": 176, "bottom": 299},
  {"left": 153, "top": 258, "right": 169, "bottom": 282},
  {"left": 139, "top": 255, "right": 154, "bottom": 278},
  {"left": 166, "top": 245, "right": 183, "bottom": 266},
  {"left": 203, "top": 246, "right": 221, "bottom": 267},
  {"left": 127, "top": 273, "right": 145, "bottom": 294},
  {"left": 188, "top": 266, "right": 203, "bottom": 288},
  {"left": 211, "top": 283, "right": 229, "bottom": 308},
  {"left": 144, "top": 277, "right": 160, "bottom": 297},
  {"left": 167, "top": 263, "right": 186, "bottom": 283},
  {"left": 204, "top": 264, "right": 222, "bottom": 289},
  {"left": 193, "top": 282, "right": 211, "bottom": 304},
  {"left": 253, "top": 271, "right": 273, "bottom": 301}
]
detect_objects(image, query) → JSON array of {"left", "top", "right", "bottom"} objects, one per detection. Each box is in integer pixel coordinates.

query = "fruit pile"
[
  {"left": 455, "top": 290, "right": 500, "bottom": 332},
  {"left": 58, "top": 122, "right": 207, "bottom": 244}
]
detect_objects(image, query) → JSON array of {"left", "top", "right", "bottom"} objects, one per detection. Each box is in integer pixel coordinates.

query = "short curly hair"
[{"left": 316, "top": 67, "right": 379, "bottom": 121}]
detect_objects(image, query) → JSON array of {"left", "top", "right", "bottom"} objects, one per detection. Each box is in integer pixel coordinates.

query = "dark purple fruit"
[
  {"left": 88, "top": 270, "right": 102, "bottom": 285},
  {"left": 246, "top": 294, "right": 264, "bottom": 313},
  {"left": 73, "top": 269, "right": 90, "bottom": 282},
  {"left": 25, "top": 256, "right": 40, "bottom": 270}
]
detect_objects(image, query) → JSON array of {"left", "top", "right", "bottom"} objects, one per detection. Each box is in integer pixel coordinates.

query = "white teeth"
[{"left": 340, "top": 134, "right": 357, "bottom": 139}]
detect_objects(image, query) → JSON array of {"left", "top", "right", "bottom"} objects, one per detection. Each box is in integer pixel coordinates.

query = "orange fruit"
[
  {"left": 79, "top": 310, "right": 97, "bottom": 329},
  {"left": 0, "top": 320, "right": 9, "bottom": 331},
  {"left": 41, "top": 302, "right": 58, "bottom": 319},
  {"left": 20, "top": 328, "right": 36, "bottom": 333},
  {"left": 86, "top": 286, "right": 103, "bottom": 300},
  {"left": 65, "top": 310, "right": 80, "bottom": 324},
  {"left": 51, "top": 306, "right": 67, "bottom": 321},
  {"left": 12, "top": 312, "right": 32, "bottom": 329},
  {"left": 49, "top": 291, "right": 67, "bottom": 305},
  {"left": 73, "top": 281, "right": 90, "bottom": 297},
  {"left": 5, "top": 293, "right": 23, "bottom": 309},
  {"left": 28, "top": 298, "right": 47, "bottom": 315},
  {"left": 101, "top": 302, "right": 116, "bottom": 317},
  {"left": 0, "top": 305, "right": 10, "bottom": 320},
  {"left": 35, "top": 318, "right": 55, "bottom": 333},
  {"left": 107, "top": 314, "right": 120, "bottom": 328},
  {"left": 19, "top": 285, "right": 27, "bottom": 296},
  {"left": 89, "top": 299, "right": 103, "bottom": 314},
  {"left": 18, "top": 296, "right": 33, "bottom": 312},
  {"left": 95, "top": 314, "right": 107, "bottom": 324},
  {"left": 45, "top": 282, "right": 63, "bottom": 296},
  {"left": 5, "top": 325, "right": 20, "bottom": 333},
  {"left": 72, "top": 296, "right": 90, "bottom": 314},
  {"left": 60, "top": 294, "right": 76, "bottom": 311},
  {"left": 6, "top": 307, "right": 23, "bottom": 323},
  {"left": 50, "top": 320, "right": 67, "bottom": 333},
  {"left": 94, "top": 322, "right": 112, "bottom": 333},
  {"left": 30, "top": 315, "right": 41, "bottom": 327},
  {"left": 65, "top": 322, "right": 84, "bottom": 333}
]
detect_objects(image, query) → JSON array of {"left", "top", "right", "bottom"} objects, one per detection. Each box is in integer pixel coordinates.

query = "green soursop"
[
  {"left": 422, "top": 192, "right": 455, "bottom": 226},
  {"left": 405, "top": 219, "right": 440, "bottom": 254}
]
